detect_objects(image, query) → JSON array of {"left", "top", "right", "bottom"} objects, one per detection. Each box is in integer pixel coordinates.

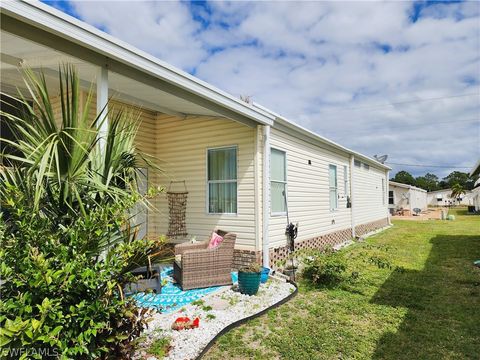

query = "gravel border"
[{"left": 134, "top": 278, "right": 297, "bottom": 360}]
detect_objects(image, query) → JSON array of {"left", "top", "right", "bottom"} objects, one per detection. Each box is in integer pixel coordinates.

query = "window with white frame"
[
  {"left": 388, "top": 190, "right": 394, "bottom": 205},
  {"left": 329, "top": 164, "right": 338, "bottom": 211},
  {"left": 270, "top": 148, "right": 287, "bottom": 214},
  {"left": 207, "top": 146, "right": 237, "bottom": 214},
  {"left": 343, "top": 165, "right": 348, "bottom": 196}
]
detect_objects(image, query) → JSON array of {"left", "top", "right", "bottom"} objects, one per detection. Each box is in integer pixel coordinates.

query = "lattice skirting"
[
  {"left": 354, "top": 217, "right": 389, "bottom": 236},
  {"left": 232, "top": 218, "right": 389, "bottom": 269},
  {"left": 268, "top": 227, "right": 353, "bottom": 268}
]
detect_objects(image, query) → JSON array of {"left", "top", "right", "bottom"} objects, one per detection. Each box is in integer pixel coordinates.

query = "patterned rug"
[{"left": 131, "top": 266, "right": 238, "bottom": 314}]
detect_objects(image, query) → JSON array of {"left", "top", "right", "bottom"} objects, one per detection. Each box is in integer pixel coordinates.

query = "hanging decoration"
[
  {"left": 283, "top": 189, "right": 298, "bottom": 281},
  {"left": 167, "top": 181, "right": 188, "bottom": 238}
]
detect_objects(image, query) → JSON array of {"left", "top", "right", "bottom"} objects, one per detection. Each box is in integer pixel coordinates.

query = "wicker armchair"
[{"left": 173, "top": 229, "right": 236, "bottom": 290}]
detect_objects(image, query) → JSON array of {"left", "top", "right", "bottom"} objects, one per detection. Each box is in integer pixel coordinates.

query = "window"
[
  {"left": 363, "top": 163, "right": 370, "bottom": 170},
  {"left": 354, "top": 159, "right": 361, "bottom": 168},
  {"left": 329, "top": 165, "right": 338, "bottom": 211},
  {"left": 382, "top": 178, "right": 385, "bottom": 205},
  {"left": 343, "top": 165, "right": 348, "bottom": 195},
  {"left": 388, "top": 190, "right": 394, "bottom": 205},
  {"left": 207, "top": 147, "right": 237, "bottom": 214},
  {"left": 271, "top": 148, "right": 287, "bottom": 214}
]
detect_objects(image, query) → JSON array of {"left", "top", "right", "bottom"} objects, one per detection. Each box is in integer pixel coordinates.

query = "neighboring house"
[
  {"left": 426, "top": 189, "right": 473, "bottom": 207},
  {"left": 0, "top": 1, "right": 390, "bottom": 268},
  {"left": 388, "top": 181, "right": 427, "bottom": 214},
  {"left": 470, "top": 160, "right": 480, "bottom": 211}
]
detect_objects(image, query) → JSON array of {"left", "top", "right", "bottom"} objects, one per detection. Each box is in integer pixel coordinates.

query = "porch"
[{"left": 1, "top": 18, "right": 266, "bottom": 262}]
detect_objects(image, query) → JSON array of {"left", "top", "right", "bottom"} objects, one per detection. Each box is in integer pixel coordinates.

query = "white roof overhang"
[{"left": 0, "top": 0, "right": 275, "bottom": 127}]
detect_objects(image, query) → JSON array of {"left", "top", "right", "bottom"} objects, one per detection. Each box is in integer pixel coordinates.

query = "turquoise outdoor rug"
[{"left": 131, "top": 266, "right": 238, "bottom": 314}]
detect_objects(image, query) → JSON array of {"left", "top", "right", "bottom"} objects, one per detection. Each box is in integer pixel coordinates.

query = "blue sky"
[{"left": 43, "top": 0, "right": 480, "bottom": 178}]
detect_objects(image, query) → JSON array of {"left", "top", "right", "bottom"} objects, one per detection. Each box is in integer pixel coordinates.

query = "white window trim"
[
  {"left": 343, "top": 165, "right": 348, "bottom": 196},
  {"left": 270, "top": 148, "right": 288, "bottom": 216},
  {"left": 389, "top": 190, "right": 395, "bottom": 205},
  {"left": 206, "top": 145, "right": 238, "bottom": 216},
  {"left": 329, "top": 164, "right": 338, "bottom": 212}
]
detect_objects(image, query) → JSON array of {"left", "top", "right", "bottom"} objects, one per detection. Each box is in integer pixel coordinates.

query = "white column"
[
  {"left": 96, "top": 65, "right": 109, "bottom": 149},
  {"left": 262, "top": 125, "right": 271, "bottom": 268},
  {"left": 254, "top": 125, "right": 262, "bottom": 252},
  {"left": 350, "top": 155, "right": 356, "bottom": 238}
]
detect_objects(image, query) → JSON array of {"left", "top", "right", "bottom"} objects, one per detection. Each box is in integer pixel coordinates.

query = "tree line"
[{"left": 390, "top": 170, "right": 478, "bottom": 192}]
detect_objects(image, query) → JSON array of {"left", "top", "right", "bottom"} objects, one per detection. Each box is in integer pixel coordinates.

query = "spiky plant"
[
  {"left": 1, "top": 65, "right": 150, "bottom": 214},
  {"left": 450, "top": 183, "right": 466, "bottom": 202},
  {"left": 0, "top": 65, "right": 172, "bottom": 358},
  {"left": 0, "top": 64, "right": 165, "bottom": 256}
]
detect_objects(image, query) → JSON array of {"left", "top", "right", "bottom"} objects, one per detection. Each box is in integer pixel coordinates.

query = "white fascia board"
[
  {"left": 470, "top": 159, "right": 480, "bottom": 177},
  {"left": 389, "top": 181, "right": 411, "bottom": 189},
  {"left": 389, "top": 181, "right": 427, "bottom": 193},
  {"left": 427, "top": 189, "right": 452, "bottom": 194},
  {"left": 1, "top": 0, "right": 275, "bottom": 126},
  {"left": 272, "top": 115, "right": 391, "bottom": 171}
]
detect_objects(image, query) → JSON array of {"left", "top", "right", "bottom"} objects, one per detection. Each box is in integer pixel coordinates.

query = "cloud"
[{"left": 45, "top": 0, "right": 480, "bottom": 178}]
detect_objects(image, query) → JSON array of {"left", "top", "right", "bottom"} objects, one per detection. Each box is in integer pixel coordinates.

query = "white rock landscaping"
[{"left": 134, "top": 278, "right": 296, "bottom": 360}]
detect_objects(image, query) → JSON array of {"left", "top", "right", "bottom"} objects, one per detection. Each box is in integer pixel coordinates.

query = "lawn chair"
[{"left": 173, "top": 229, "right": 236, "bottom": 290}]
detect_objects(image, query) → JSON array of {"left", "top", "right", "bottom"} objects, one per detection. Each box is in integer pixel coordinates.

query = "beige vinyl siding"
[
  {"left": 409, "top": 188, "right": 427, "bottom": 210},
  {"left": 389, "top": 185, "right": 411, "bottom": 210},
  {"left": 389, "top": 184, "right": 427, "bottom": 211},
  {"left": 79, "top": 94, "right": 160, "bottom": 236},
  {"left": 353, "top": 164, "right": 388, "bottom": 225},
  {"left": 155, "top": 114, "right": 257, "bottom": 250},
  {"left": 426, "top": 189, "right": 473, "bottom": 206},
  {"left": 268, "top": 127, "right": 352, "bottom": 249}
]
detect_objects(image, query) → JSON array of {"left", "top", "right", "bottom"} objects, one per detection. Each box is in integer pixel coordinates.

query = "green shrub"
[
  {"left": 148, "top": 337, "right": 171, "bottom": 357},
  {"left": 0, "top": 65, "right": 167, "bottom": 359},
  {"left": 302, "top": 248, "right": 348, "bottom": 286},
  {"left": 240, "top": 263, "right": 262, "bottom": 273},
  {"left": 0, "top": 187, "right": 165, "bottom": 359}
]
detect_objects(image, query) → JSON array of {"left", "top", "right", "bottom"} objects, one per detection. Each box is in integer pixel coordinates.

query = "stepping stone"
[{"left": 204, "top": 297, "right": 230, "bottom": 310}]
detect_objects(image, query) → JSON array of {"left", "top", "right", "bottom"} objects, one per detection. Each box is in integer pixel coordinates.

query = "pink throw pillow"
[{"left": 208, "top": 232, "right": 224, "bottom": 249}]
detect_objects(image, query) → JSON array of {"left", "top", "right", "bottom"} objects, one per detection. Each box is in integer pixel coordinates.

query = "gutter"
[
  {"left": 1, "top": 0, "right": 275, "bottom": 126},
  {"left": 272, "top": 116, "right": 391, "bottom": 171}
]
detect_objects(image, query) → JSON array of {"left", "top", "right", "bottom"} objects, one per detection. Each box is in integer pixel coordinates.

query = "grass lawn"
[{"left": 204, "top": 208, "right": 480, "bottom": 360}]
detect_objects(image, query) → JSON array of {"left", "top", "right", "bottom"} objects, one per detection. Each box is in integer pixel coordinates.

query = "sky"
[{"left": 43, "top": 0, "right": 480, "bottom": 178}]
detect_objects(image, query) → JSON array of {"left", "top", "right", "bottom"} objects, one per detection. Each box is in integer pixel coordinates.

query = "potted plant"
[{"left": 238, "top": 263, "right": 262, "bottom": 295}]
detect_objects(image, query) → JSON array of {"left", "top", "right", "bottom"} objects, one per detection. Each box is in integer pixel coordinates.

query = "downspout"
[
  {"left": 262, "top": 125, "right": 271, "bottom": 268},
  {"left": 349, "top": 155, "right": 356, "bottom": 239}
]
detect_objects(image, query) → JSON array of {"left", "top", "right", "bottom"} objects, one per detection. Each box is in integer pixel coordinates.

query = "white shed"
[
  {"left": 388, "top": 181, "right": 427, "bottom": 215},
  {"left": 426, "top": 189, "right": 474, "bottom": 207},
  {"left": 469, "top": 160, "right": 480, "bottom": 212}
]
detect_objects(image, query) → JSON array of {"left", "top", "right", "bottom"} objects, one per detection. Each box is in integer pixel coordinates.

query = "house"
[
  {"left": 388, "top": 181, "right": 427, "bottom": 215},
  {"left": 426, "top": 189, "right": 473, "bottom": 207},
  {"left": 470, "top": 160, "right": 480, "bottom": 212},
  {"left": 0, "top": 1, "right": 390, "bottom": 269}
]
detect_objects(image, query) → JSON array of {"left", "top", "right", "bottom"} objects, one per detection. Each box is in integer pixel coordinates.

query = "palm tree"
[
  {"left": 450, "top": 183, "right": 466, "bottom": 204},
  {"left": 1, "top": 65, "right": 152, "bottom": 212},
  {"left": 0, "top": 64, "right": 162, "bottom": 257}
]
